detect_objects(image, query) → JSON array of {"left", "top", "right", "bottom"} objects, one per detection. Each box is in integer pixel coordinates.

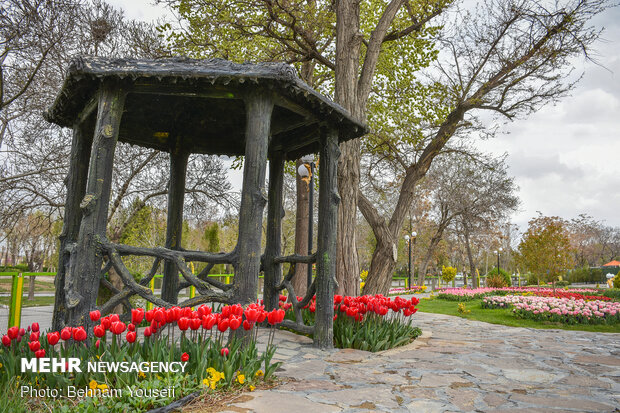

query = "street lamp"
[
  {"left": 404, "top": 231, "right": 417, "bottom": 289},
  {"left": 298, "top": 155, "right": 315, "bottom": 289},
  {"left": 493, "top": 247, "right": 503, "bottom": 276}
]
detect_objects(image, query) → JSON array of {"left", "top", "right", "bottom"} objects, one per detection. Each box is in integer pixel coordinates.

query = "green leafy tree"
[
  {"left": 159, "top": 0, "right": 450, "bottom": 295},
  {"left": 516, "top": 215, "right": 575, "bottom": 289}
]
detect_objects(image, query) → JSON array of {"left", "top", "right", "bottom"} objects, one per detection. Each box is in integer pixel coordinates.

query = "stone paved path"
[{"left": 226, "top": 312, "right": 620, "bottom": 413}]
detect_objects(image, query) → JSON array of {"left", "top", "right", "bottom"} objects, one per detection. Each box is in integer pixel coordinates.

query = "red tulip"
[
  {"left": 89, "top": 310, "right": 101, "bottom": 322},
  {"left": 279, "top": 294, "right": 287, "bottom": 302},
  {"left": 217, "top": 318, "right": 229, "bottom": 332},
  {"left": 172, "top": 307, "right": 182, "bottom": 321},
  {"left": 245, "top": 308, "right": 258, "bottom": 323},
  {"left": 95, "top": 339, "right": 101, "bottom": 349},
  {"left": 202, "top": 315, "right": 216, "bottom": 330},
  {"left": 31, "top": 322, "right": 39, "bottom": 333},
  {"left": 144, "top": 327, "right": 152, "bottom": 337},
  {"left": 73, "top": 327, "right": 87, "bottom": 341},
  {"left": 182, "top": 307, "right": 192, "bottom": 318},
  {"left": 131, "top": 308, "right": 144, "bottom": 325},
  {"left": 257, "top": 311, "right": 267, "bottom": 323},
  {"left": 177, "top": 317, "right": 190, "bottom": 331},
  {"left": 220, "top": 347, "right": 229, "bottom": 357},
  {"left": 18, "top": 328, "right": 25, "bottom": 337},
  {"left": 181, "top": 352, "right": 189, "bottom": 362},
  {"left": 229, "top": 316, "right": 241, "bottom": 330},
  {"left": 2, "top": 335, "right": 11, "bottom": 347},
  {"left": 334, "top": 295, "right": 343, "bottom": 304},
  {"left": 7, "top": 327, "right": 18, "bottom": 340},
  {"left": 145, "top": 310, "right": 154, "bottom": 323},
  {"left": 128, "top": 323, "right": 135, "bottom": 332},
  {"left": 110, "top": 314, "right": 120, "bottom": 323},
  {"left": 154, "top": 309, "right": 165, "bottom": 323},
  {"left": 126, "top": 331, "right": 137, "bottom": 343},
  {"left": 93, "top": 325, "right": 105, "bottom": 338},
  {"left": 165, "top": 309, "right": 175, "bottom": 323},
  {"left": 35, "top": 349, "right": 45, "bottom": 358},
  {"left": 101, "top": 317, "right": 112, "bottom": 330},
  {"left": 28, "top": 341, "right": 41, "bottom": 351},
  {"left": 111, "top": 322, "right": 126, "bottom": 335},
  {"left": 243, "top": 320, "right": 253, "bottom": 331},
  {"left": 190, "top": 318, "right": 201, "bottom": 331},
  {"left": 29, "top": 332, "right": 40, "bottom": 342},
  {"left": 47, "top": 332, "right": 60, "bottom": 346},
  {"left": 60, "top": 327, "right": 72, "bottom": 341}
]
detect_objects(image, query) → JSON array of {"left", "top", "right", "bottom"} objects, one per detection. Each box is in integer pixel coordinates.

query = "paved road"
[{"left": 225, "top": 312, "right": 620, "bottom": 412}]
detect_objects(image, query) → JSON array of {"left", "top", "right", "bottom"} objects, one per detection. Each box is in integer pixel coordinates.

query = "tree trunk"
[
  {"left": 334, "top": 0, "right": 362, "bottom": 297},
  {"left": 463, "top": 223, "right": 477, "bottom": 287},
  {"left": 264, "top": 153, "right": 284, "bottom": 311},
  {"left": 292, "top": 159, "right": 309, "bottom": 297}
]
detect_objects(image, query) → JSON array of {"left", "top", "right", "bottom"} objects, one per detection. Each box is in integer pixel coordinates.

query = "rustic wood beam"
[
  {"left": 313, "top": 127, "right": 340, "bottom": 349},
  {"left": 263, "top": 152, "right": 284, "bottom": 311},
  {"left": 274, "top": 253, "right": 316, "bottom": 264},
  {"left": 110, "top": 243, "right": 236, "bottom": 263},
  {"left": 65, "top": 81, "right": 126, "bottom": 329},
  {"left": 233, "top": 90, "right": 273, "bottom": 307},
  {"left": 52, "top": 114, "right": 95, "bottom": 331},
  {"left": 162, "top": 148, "right": 189, "bottom": 304}
]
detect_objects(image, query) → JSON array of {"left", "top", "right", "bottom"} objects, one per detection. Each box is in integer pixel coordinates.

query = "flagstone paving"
[{"left": 227, "top": 312, "right": 620, "bottom": 413}]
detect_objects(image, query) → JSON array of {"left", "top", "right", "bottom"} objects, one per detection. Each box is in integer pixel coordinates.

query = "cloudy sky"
[{"left": 110, "top": 0, "right": 620, "bottom": 230}]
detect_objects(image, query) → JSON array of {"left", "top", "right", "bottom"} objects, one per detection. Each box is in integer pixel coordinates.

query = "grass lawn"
[
  {"left": 0, "top": 295, "right": 55, "bottom": 307},
  {"left": 416, "top": 298, "right": 620, "bottom": 333},
  {"left": 0, "top": 278, "right": 55, "bottom": 293}
]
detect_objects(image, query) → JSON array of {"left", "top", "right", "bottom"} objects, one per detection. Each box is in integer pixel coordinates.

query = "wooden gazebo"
[{"left": 45, "top": 57, "right": 365, "bottom": 348}]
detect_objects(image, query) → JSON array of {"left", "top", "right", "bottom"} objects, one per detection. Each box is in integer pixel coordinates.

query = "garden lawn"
[
  {"left": 416, "top": 298, "right": 620, "bottom": 333},
  {"left": 0, "top": 295, "right": 55, "bottom": 307}
]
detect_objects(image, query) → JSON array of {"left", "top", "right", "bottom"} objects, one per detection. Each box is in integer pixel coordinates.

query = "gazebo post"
[
  {"left": 314, "top": 127, "right": 340, "bottom": 349},
  {"left": 66, "top": 81, "right": 126, "bottom": 328},
  {"left": 234, "top": 91, "right": 273, "bottom": 307},
  {"left": 52, "top": 116, "right": 95, "bottom": 330},
  {"left": 162, "top": 146, "right": 189, "bottom": 304},
  {"left": 263, "top": 152, "right": 285, "bottom": 311}
]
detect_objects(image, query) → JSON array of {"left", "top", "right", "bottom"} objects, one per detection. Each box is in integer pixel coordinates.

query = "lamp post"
[
  {"left": 404, "top": 231, "right": 417, "bottom": 289},
  {"left": 494, "top": 247, "right": 503, "bottom": 276},
  {"left": 298, "top": 155, "right": 315, "bottom": 289}
]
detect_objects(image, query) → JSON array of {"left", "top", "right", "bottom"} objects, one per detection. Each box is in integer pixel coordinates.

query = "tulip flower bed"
[
  {"left": 285, "top": 294, "right": 422, "bottom": 352},
  {"left": 388, "top": 285, "right": 428, "bottom": 296},
  {"left": 482, "top": 295, "right": 620, "bottom": 324},
  {"left": 0, "top": 304, "right": 286, "bottom": 412},
  {"left": 437, "top": 287, "right": 608, "bottom": 302}
]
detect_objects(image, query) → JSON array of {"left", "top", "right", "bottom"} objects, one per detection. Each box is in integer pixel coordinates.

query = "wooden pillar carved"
[
  {"left": 234, "top": 91, "right": 273, "bottom": 306},
  {"left": 162, "top": 146, "right": 189, "bottom": 304},
  {"left": 314, "top": 128, "right": 340, "bottom": 349},
  {"left": 263, "top": 152, "right": 285, "bottom": 311},
  {"left": 52, "top": 115, "right": 95, "bottom": 330},
  {"left": 66, "top": 81, "right": 126, "bottom": 328}
]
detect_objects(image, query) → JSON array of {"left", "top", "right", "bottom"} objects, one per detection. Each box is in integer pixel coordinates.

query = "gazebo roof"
[
  {"left": 603, "top": 260, "right": 620, "bottom": 267},
  {"left": 45, "top": 57, "right": 367, "bottom": 160}
]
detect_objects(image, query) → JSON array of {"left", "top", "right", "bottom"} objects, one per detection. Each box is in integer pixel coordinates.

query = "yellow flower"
[
  {"left": 0, "top": 362, "right": 3, "bottom": 368},
  {"left": 89, "top": 380, "right": 98, "bottom": 390},
  {"left": 236, "top": 374, "right": 245, "bottom": 384},
  {"left": 249, "top": 385, "right": 255, "bottom": 392},
  {"left": 97, "top": 383, "right": 108, "bottom": 392},
  {"left": 138, "top": 372, "right": 146, "bottom": 379},
  {"left": 202, "top": 378, "right": 209, "bottom": 386},
  {"left": 255, "top": 370, "right": 264, "bottom": 377}
]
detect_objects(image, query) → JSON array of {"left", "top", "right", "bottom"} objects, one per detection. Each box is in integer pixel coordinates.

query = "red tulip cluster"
[{"left": 329, "top": 294, "right": 419, "bottom": 322}]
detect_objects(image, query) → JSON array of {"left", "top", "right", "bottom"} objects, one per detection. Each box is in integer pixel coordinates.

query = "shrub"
[
  {"left": 565, "top": 266, "right": 605, "bottom": 284},
  {"left": 441, "top": 266, "right": 457, "bottom": 283},
  {"left": 486, "top": 273, "right": 507, "bottom": 288},
  {"left": 556, "top": 280, "right": 571, "bottom": 287},
  {"left": 486, "top": 267, "right": 512, "bottom": 286},
  {"left": 614, "top": 272, "right": 620, "bottom": 289},
  {"left": 603, "top": 288, "right": 620, "bottom": 301}
]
